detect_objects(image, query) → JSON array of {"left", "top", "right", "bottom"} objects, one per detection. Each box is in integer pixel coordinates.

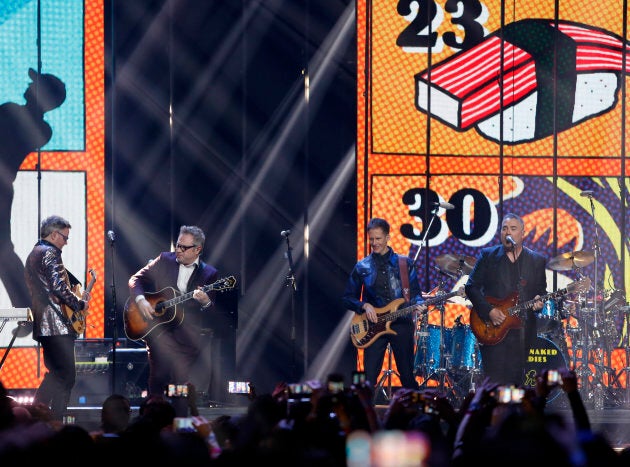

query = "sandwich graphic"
[{"left": 415, "top": 19, "right": 630, "bottom": 144}]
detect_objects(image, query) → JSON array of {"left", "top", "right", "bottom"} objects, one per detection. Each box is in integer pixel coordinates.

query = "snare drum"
[{"left": 537, "top": 299, "right": 562, "bottom": 334}]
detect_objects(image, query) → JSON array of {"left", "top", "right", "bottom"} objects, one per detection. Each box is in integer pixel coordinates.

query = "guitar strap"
[{"left": 398, "top": 256, "right": 410, "bottom": 303}]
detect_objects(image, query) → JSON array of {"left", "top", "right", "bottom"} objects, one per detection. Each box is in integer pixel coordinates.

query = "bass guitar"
[
  {"left": 470, "top": 277, "right": 591, "bottom": 346},
  {"left": 123, "top": 275, "right": 237, "bottom": 341},
  {"left": 64, "top": 268, "right": 97, "bottom": 334},
  {"left": 350, "top": 287, "right": 466, "bottom": 349}
]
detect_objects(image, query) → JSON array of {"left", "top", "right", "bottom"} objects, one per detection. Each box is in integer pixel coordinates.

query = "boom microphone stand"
[
  {"left": 413, "top": 202, "right": 453, "bottom": 390},
  {"left": 281, "top": 229, "right": 298, "bottom": 381}
]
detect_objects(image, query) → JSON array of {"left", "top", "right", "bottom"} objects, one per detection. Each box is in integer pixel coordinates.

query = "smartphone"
[
  {"left": 327, "top": 381, "right": 344, "bottom": 394},
  {"left": 352, "top": 371, "right": 366, "bottom": 385},
  {"left": 547, "top": 369, "right": 562, "bottom": 385},
  {"left": 496, "top": 386, "right": 524, "bottom": 404},
  {"left": 173, "top": 417, "right": 195, "bottom": 432},
  {"left": 228, "top": 381, "right": 250, "bottom": 394},
  {"left": 289, "top": 383, "right": 312, "bottom": 395},
  {"left": 166, "top": 384, "right": 188, "bottom": 398}
]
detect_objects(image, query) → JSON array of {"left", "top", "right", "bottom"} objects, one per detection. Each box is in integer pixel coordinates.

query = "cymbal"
[
  {"left": 435, "top": 253, "right": 476, "bottom": 275},
  {"left": 547, "top": 250, "right": 594, "bottom": 271}
]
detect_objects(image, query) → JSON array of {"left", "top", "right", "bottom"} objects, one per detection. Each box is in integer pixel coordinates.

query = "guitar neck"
[
  {"left": 158, "top": 289, "right": 195, "bottom": 311},
  {"left": 385, "top": 290, "right": 461, "bottom": 322},
  {"left": 509, "top": 288, "right": 569, "bottom": 316}
]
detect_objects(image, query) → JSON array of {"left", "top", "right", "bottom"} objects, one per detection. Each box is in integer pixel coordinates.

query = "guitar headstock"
[{"left": 207, "top": 275, "right": 237, "bottom": 293}]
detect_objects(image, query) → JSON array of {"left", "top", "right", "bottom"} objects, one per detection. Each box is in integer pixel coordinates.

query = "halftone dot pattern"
[{"left": 4, "top": 0, "right": 105, "bottom": 390}]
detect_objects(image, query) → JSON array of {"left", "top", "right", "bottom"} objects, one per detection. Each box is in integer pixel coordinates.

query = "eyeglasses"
[
  {"left": 56, "top": 231, "right": 69, "bottom": 242},
  {"left": 175, "top": 243, "right": 197, "bottom": 251}
]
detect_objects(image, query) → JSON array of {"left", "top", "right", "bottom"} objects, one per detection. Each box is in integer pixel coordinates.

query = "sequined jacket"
[{"left": 24, "top": 240, "right": 85, "bottom": 340}]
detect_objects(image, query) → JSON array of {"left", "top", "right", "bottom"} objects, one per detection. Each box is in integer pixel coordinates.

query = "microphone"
[
  {"left": 506, "top": 235, "right": 517, "bottom": 247},
  {"left": 107, "top": 230, "right": 116, "bottom": 242},
  {"left": 280, "top": 229, "right": 291, "bottom": 237},
  {"left": 432, "top": 201, "right": 455, "bottom": 210},
  {"left": 580, "top": 190, "right": 594, "bottom": 198}
]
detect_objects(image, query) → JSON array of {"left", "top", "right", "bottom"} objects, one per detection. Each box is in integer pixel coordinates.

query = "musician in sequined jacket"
[
  {"left": 24, "top": 215, "right": 90, "bottom": 420},
  {"left": 342, "top": 217, "right": 425, "bottom": 392}
]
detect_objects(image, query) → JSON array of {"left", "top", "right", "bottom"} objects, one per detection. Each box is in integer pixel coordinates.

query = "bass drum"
[{"left": 523, "top": 336, "right": 568, "bottom": 403}]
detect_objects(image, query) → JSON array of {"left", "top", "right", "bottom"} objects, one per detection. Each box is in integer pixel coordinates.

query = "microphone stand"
[
  {"left": 107, "top": 232, "right": 118, "bottom": 396},
  {"left": 412, "top": 205, "right": 442, "bottom": 387},
  {"left": 282, "top": 232, "right": 298, "bottom": 381}
]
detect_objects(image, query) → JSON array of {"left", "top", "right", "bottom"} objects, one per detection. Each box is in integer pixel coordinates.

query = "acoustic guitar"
[
  {"left": 350, "top": 287, "right": 466, "bottom": 349},
  {"left": 123, "top": 275, "right": 236, "bottom": 341},
  {"left": 64, "top": 268, "right": 97, "bottom": 334},
  {"left": 470, "top": 277, "right": 591, "bottom": 346}
]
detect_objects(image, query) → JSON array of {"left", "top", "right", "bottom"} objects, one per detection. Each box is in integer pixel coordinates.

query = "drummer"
[{"left": 465, "top": 213, "right": 547, "bottom": 386}]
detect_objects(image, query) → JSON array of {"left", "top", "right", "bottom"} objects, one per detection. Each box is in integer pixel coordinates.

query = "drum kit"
[
  {"left": 414, "top": 248, "right": 628, "bottom": 408},
  {"left": 414, "top": 253, "right": 482, "bottom": 404}
]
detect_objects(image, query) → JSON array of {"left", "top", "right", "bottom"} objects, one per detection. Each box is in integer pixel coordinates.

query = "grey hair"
[
  {"left": 179, "top": 225, "right": 205, "bottom": 248},
  {"left": 40, "top": 215, "right": 71, "bottom": 238}
]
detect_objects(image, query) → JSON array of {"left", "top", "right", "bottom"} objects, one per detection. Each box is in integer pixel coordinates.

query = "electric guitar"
[
  {"left": 123, "top": 275, "right": 237, "bottom": 341},
  {"left": 470, "top": 277, "right": 591, "bottom": 346},
  {"left": 350, "top": 287, "right": 466, "bottom": 349},
  {"left": 64, "top": 268, "right": 97, "bottom": 334}
]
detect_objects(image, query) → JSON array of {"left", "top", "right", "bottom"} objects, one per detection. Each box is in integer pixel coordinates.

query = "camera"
[
  {"left": 494, "top": 385, "right": 525, "bottom": 404},
  {"left": 547, "top": 369, "right": 562, "bottom": 385},
  {"left": 166, "top": 384, "right": 188, "bottom": 398},
  {"left": 173, "top": 416, "right": 195, "bottom": 433},
  {"left": 228, "top": 381, "right": 251, "bottom": 394}
]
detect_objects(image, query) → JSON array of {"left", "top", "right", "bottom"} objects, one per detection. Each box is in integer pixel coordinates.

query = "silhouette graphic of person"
[{"left": 0, "top": 68, "right": 66, "bottom": 307}]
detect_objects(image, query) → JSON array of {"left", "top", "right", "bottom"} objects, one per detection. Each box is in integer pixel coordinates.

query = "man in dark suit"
[
  {"left": 465, "top": 213, "right": 547, "bottom": 385},
  {"left": 128, "top": 225, "right": 218, "bottom": 413}
]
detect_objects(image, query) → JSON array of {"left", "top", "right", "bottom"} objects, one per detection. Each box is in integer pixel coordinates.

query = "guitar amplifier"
[
  {"left": 70, "top": 340, "right": 148, "bottom": 407},
  {"left": 109, "top": 348, "right": 149, "bottom": 405}
]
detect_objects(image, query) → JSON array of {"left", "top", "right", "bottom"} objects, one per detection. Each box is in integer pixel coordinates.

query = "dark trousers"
[
  {"left": 146, "top": 325, "right": 200, "bottom": 416},
  {"left": 35, "top": 335, "right": 76, "bottom": 420},
  {"left": 479, "top": 327, "right": 531, "bottom": 386},
  {"left": 364, "top": 318, "right": 418, "bottom": 390}
]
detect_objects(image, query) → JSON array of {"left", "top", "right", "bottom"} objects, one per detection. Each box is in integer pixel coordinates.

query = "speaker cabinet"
[
  {"left": 69, "top": 340, "right": 149, "bottom": 407},
  {"left": 109, "top": 348, "right": 149, "bottom": 405}
]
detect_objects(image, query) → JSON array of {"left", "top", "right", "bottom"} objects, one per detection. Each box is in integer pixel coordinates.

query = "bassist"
[
  {"left": 465, "top": 213, "right": 546, "bottom": 386},
  {"left": 128, "top": 225, "right": 218, "bottom": 415},
  {"left": 342, "top": 217, "right": 426, "bottom": 391}
]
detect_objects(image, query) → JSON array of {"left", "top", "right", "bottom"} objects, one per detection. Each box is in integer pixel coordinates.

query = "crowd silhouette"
[{"left": 1, "top": 368, "right": 629, "bottom": 466}]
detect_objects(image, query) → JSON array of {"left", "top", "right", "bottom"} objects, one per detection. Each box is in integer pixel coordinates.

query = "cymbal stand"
[
  {"left": 374, "top": 343, "right": 400, "bottom": 403},
  {"left": 611, "top": 305, "right": 630, "bottom": 406}
]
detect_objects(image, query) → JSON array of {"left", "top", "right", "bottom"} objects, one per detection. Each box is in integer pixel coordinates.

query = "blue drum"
[
  {"left": 414, "top": 325, "right": 452, "bottom": 375},
  {"left": 450, "top": 324, "right": 482, "bottom": 371},
  {"left": 537, "top": 299, "right": 562, "bottom": 335}
]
